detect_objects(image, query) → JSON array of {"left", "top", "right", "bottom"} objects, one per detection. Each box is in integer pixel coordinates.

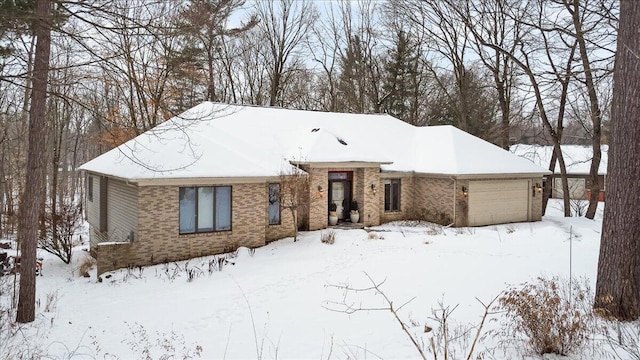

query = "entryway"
[{"left": 328, "top": 171, "right": 352, "bottom": 221}]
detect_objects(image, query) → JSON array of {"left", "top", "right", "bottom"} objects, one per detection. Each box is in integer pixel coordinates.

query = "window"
[
  {"left": 384, "top": 179, "right": 401, "bottom": 212},
  {"left": 179, "top": 186, "right": 231, "bottom": 234},
  {"left": 268, "top": 183, "right": 281, "bottom": 225},
  {"left": 88, "top": 176, "right": 94, "bottom": 202}
]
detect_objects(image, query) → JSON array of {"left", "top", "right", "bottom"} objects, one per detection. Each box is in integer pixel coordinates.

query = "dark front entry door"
[{"left": 328, "top": 172, "right": 352, "bottom": 221}]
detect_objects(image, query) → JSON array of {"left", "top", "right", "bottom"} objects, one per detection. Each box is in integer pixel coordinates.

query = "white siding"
[
  {"left": 553, "top": 177, "right": 585, "bottom": 199},
  {"left": 87, "top": 174, "right": 101, "bottom": 228},
  {"left": 106, "top": 179, "right": 138, "bottom": 242}
]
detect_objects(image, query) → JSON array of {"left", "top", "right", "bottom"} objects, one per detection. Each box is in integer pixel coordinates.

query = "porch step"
[{"left": 329, "top": 222, "right": 366, "bottom": 230}]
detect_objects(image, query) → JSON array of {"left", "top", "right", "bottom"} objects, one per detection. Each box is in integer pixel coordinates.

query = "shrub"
[
  {"left": 78, "top": 253, "right": 96, "bottom": 278},
  {"left": 498, "top": 276, "right": 593, "bottom": 356},
  {"left": 223, "top": 239, "right": 240, "bottom": 258},
  {"left": 39, "top": 202, "right": 83, "bottom": 264},
  {"left": 321, "top": 230, "right": 336, "bottom": 244},
  {"left": 407, "top": 207, "right": 452, "bottom": 226}
]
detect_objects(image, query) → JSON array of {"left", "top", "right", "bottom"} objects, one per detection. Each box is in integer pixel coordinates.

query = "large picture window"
[
  {"left": 384, "top": 179, "right": 401, "bottom": 212},
  {"left": 179, "top": 186, "right": 231, "bottom": 234},
  {"left": 268, "top": 183, "right": 281, "bottom": 225}
]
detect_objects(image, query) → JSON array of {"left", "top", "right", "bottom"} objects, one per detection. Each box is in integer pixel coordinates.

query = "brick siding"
[
  {"left": 93, "top": 172, "right": 545, "bottom": 274},
  {"left": 307, "top": 167, "right": 328, "bottom": 231},
  {"left": 96, "top": 182, "right": 294, "bottom": 274},
  {"left": 414, "top": 177, "right": 456, "bottom": 223}
]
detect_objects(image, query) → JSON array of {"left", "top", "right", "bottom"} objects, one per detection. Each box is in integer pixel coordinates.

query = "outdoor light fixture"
[
  {"left": 317, "top": 185, "right": 324, "bottom": 197},
  {"left": 371, "top": 183, "right": 377, "bottom": 195},
  {"left": 532, "top": 183, "right": 542, "bottom": 197},
  {"left": 462, "top": 186, "right": 468, "bottom": 197}
]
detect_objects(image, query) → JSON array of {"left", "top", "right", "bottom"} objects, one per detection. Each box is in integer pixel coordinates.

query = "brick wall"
[
  {"left": 363, "top": 168, "right": 381, "bottom": 226},
  {"left": 265, "top": 182, "right": 296, "bottom": 242},
  {"left": 94, "top": 173, "right": 546, "bottom": 275},
  {"left": 120, "top": 183, "right": 269, "bottom": 270},
  {"left": 97, "top": 242, "right": 132, "bottom": 274},
  {"left": 307, "top": 167, "right": 328, "bottom": 231},
  {"left": 413, "top": 177, "right": 456, "bottom": 223}
]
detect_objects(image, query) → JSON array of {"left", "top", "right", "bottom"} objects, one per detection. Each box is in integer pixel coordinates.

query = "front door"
[
  {"left": 329, "top": 172, "right": 352, "bottom": 221},
  {"left": 331, "top": 182, "right": 345, "bottom": 219}
]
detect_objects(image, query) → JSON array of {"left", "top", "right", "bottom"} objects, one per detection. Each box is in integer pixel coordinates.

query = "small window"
[
  {"left": 268, "top": 183, "right": 281, "bottom": 225},
  {"left": 384, "top": 179, "right": 401, "bottom": 212},
  {"left": 179, "top": 186, "right": 232, "bottom": 234},
  {"left": 88, "top": 176, "right": 94, "bottom": 202}
]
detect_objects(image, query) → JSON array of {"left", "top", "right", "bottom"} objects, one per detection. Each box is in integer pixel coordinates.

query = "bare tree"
[
  {"left": 466, "top": 0, "right": 524, "bottom": 148},
  {"left": 334, "top": 0, "right": 385, "bottom": 114},
  {"left": 278, "top": 165, "right": 309, "bottom": 242},
  {"left": 254, "top": 0, "right": 316, "bottom": 107},
  {"left": 594, "top": 0, "right": 640, "bottom": 320},
  {"left": 457, "top": 0, "right": 576, "bottom": 216},
  {"left": 561, "top": 0, "right": 616, "bottom": 219},
  {"left": 174, "top": 0, "right": 257, "bottom": 104},
  {"left": 395, "top": 0, "right": 474, "bottom": 131},
  {"left": 307, "top": 1, "right": 343, "bottom": 112}
]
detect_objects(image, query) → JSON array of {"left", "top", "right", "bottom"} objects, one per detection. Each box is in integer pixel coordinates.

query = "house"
[
  {"left": 80, "top": 103, "right": 549, "bottom": 274},
  {"left": 510, "top": 144, "right": 608, "bottom": 200}
]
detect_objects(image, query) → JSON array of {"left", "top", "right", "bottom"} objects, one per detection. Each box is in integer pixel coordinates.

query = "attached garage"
[{"left": 467, "top": 180, "right": 531, "bottom": 226}]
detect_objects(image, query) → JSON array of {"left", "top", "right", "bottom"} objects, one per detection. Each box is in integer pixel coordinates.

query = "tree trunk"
[
  {"left": 594, "top": 0, "right": 640, "bottom": 320},
  {"left": 541, "top": 151, "right": 557, "bottom": 215},
  {"left": 16, "top": 0, "right": 51, "bottom": 324},
  {"left": 567, "top": 0, "right": 602, "bottom": 220}
]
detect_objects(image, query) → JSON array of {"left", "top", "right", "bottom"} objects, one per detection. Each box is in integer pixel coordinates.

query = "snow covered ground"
[{"left": 1, "top": 200, "right": 615, "bottom": 359}]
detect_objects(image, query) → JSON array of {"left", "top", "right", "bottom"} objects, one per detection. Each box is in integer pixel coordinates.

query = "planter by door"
[{"left": 329, "top": 212, "right": 338, "bottom": 226}]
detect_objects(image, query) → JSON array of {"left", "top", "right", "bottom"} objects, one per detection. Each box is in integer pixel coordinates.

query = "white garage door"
[{"left": 468, "top": 180, "right": 530, "bottom": 226}]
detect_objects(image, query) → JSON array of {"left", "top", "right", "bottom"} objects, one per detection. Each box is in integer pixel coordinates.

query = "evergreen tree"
[
  {"left": 381, "top": 30, "right": 419, "bottom": 122},
  {"left": 336, "top": 34, "right": 370, "bottom": 113},
  {"left": 0, "top": 0, "right": 34, "bottom": 57}
]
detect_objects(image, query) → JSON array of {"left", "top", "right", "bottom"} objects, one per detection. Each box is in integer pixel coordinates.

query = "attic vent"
[
  {"left": 311, "top": 128, "right": 320, "bottom": 132},
  {"left": 337, "top": 137, "right": 348, "bottom": 146}
]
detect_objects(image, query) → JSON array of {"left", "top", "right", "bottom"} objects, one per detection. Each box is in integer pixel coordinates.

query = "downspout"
[{"left": 450, "top": 176, "right": 457, "bottom": 227}]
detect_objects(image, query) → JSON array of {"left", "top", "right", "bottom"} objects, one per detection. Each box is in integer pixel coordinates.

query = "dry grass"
[
  {"left": 321, "top": 230, "right": 336, "bottom": 244},
  {"left": 78, "top": 253, "right": 96, "bottom": 278}
]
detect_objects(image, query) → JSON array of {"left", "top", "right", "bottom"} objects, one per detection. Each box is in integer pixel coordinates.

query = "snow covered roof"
[
  {"left": 80, "top": 102, "right": 548, "bottom": 181},
  {"left": 510, "top": 144, "right": 608, "bottom": 175}
]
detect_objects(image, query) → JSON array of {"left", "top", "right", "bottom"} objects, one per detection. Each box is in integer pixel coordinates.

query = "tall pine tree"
[
  {"left": 381, "top": 30, "right": 419, "bottom": 123},
  {"left": 336, "top": 34, "right": 370, "bottom": 113}
]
